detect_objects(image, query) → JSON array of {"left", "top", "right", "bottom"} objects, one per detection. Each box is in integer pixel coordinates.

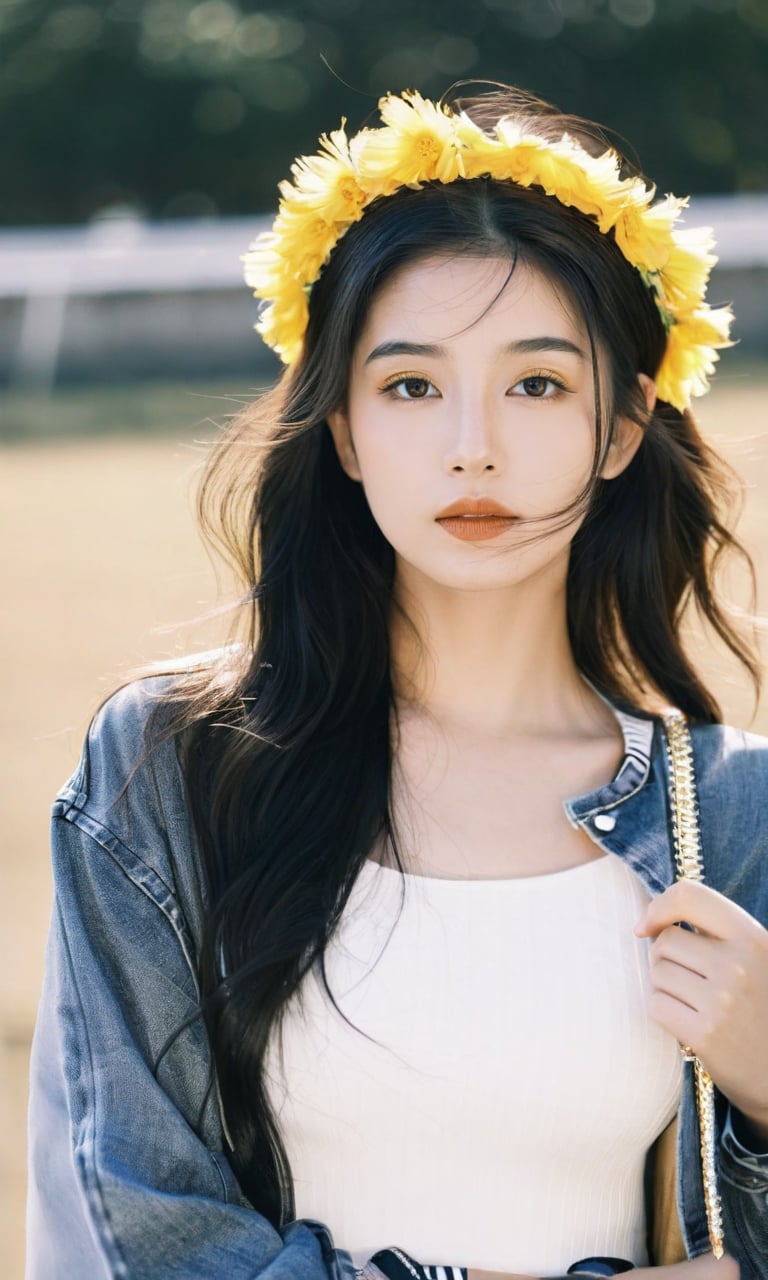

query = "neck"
[{"left": 390, "top": 560, "right": 611, "bottom": 740}]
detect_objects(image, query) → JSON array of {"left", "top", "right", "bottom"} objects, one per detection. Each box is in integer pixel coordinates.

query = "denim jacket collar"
[{"left": 563, "top": 701, "right": 674, "bottom": 898}]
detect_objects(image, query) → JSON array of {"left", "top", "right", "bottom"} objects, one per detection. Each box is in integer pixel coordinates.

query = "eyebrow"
[{"left": 363, "top": 336, "right": 587, "bottom": 364}]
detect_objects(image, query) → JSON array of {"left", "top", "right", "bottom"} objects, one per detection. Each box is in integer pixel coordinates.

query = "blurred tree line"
[{"left": 2, "top": 0, "right": 767, "bottom": 227}]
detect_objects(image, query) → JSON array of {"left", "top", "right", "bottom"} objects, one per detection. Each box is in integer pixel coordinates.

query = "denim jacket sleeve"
[
  {"left": 26, "top": 680, "right": 356, "bottom": 1280},
  {"left": 686, "top": 723, "right": 768, "bottom": 1274}
]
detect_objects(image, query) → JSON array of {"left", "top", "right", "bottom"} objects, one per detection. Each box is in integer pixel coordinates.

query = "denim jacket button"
[{"left": 594, "top": 813, "right": 616, "bottom": 832}]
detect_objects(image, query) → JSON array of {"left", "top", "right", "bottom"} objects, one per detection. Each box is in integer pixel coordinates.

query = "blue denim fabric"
[{"left": 26, "top": 677, "right": 768, "bottom": 1278}]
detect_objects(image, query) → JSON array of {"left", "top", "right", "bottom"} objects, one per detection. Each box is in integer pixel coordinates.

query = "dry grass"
[
  {"left": 2, "top": 368, "right": 767, "bottom": 1277},
  {"left": 1, "top": 429, "right": 227, "bottom": 1278}
]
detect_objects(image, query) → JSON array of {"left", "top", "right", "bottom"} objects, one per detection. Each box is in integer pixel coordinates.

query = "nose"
[{"left": 443, "top": 399, "right": 498, "bottom": 475}]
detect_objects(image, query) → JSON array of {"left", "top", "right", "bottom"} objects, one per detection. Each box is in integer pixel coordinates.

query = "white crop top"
[{"left": 264, "top": 853, "right": 683, "bottom": 1274}]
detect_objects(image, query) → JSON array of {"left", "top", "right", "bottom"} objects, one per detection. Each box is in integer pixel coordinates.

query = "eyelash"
[
  {"left": 379, "top": 372, "right": 438, "bottom": 400},
  {"left": 378, "top": 369, "right": 571, "bottom": 400},
  {"left": 509, "top": 369, "right": 570, "bottom": 399}
]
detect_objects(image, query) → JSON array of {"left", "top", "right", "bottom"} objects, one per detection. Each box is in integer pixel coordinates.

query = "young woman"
[{"left": 27, "top": 85, "right": 768, "bottom": 1280}]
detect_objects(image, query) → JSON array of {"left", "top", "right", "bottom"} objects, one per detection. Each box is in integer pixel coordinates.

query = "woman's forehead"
[{"left": 356, "top": 253, "right": 587, "bottom": 355}]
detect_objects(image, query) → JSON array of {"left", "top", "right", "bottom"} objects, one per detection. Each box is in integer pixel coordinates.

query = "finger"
[
  {"left": 635, "top": 1257, "right": 730, "bottom": 1278},
  {"left": 671, "top": 1254, "right": 740, "bottom": 1278},
  {"left": 635, "top": 879, "right": 748, "bottom": 941},
  {"left": 648, "top": 957, "right": 707, "bottom": 1012},
  {"left": 646, "top": 988, "right": 701, "bottom": 1048},
  {"left": 649, "top": 925, "right": 720, "bottom": 978}
]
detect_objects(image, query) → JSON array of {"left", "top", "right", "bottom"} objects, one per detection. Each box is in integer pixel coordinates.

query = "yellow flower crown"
[{"left": 243, "top": 90, "right": 733, "bottom": 412}]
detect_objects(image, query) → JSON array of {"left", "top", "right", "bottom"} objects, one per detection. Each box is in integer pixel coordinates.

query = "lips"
[{"left": 435, "top": 497, "right": 518, "bottom": 542}]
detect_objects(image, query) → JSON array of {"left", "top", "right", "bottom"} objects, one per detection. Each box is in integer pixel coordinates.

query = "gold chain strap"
[{"left": 661, "top": 708, "right": 725, "bottom": 1260}]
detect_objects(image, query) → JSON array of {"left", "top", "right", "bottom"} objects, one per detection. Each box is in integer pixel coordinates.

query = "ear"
[
  {"left": 600, "top": 373, "right": 656, "bottom": 480},
  {"left": 326, "top": 407, "right": 362, "bottom": 482}
]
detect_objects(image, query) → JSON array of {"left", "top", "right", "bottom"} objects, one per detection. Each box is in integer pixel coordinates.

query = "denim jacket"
[{"left": 26, "top": 675, "right": 768, "bottom": 1279}]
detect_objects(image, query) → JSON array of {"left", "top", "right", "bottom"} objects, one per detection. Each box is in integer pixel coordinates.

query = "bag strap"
[{"left": 660, "top": 708, "right": 725, "bottom": 1260}]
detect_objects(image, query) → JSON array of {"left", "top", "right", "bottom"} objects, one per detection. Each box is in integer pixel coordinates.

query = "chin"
[
  {"left": 392, "top": 534, "right": 573, "bottom": 594},
  {"left": 398, "top": 555, "right": 545, "bottom": 594}
]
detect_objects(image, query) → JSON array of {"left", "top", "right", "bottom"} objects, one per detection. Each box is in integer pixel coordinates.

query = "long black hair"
[{"left": 158, "top": 85, "right": 759, "bottom": 1224}]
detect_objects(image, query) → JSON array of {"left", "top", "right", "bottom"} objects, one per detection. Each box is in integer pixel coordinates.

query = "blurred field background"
[
  {"left": 3, "top": 0, "right": 768, "bottom": 1275},
  {"left": 1, "top": 389, "right": 230, "bottom": 1279}
]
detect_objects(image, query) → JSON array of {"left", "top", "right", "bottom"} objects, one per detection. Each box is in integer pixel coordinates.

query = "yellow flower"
[
  {"left": 530, "top": 147, "right": 616, "bottom": 222},
  {"left": 452, "top": 111, "right": 506, "bottom": 178},
  {"left": 244, "top": 89, "right": 731, "bottom": 410},
  {"left": 575, "top": 143, "right": 644, "bottom": 214},
  {"left": 245, "top": 218, "right": 325, "bottom": 292},
  {"left": 677, "top": 304, "right": 733, "bottom": 348},
  {"left": 355, "top": 93, "right": 461, "bottom": 187},
  {"left": 612, "top": 194, "right": 683, "bottom": 270},
  {"left": 378, "top": 89, "right": 457, "bottom": 149},
  {"left": 662, "top": 227, "right": 717, "bottom": 307},
  {"left": 656, "top": 324, "right": 709, "bottom": 410},
  {"left": 284, "top": 127, "right": 368, "bottom": 223},
  {"left": 655, "top": 305, "right": 733, "bottom": 410},
  {"left": 514, "top": 140, "right": 573, "bottom": 195},
  {"left": 257, "top": 287, "right": 309, "bottom": 365},
  {"left": 491, "top": 124, "right": 551, "bottom": 186}
]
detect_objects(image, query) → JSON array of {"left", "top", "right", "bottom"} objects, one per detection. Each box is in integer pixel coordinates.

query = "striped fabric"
[{"left": 369, "top": 1247, "right": 467, "bottom": 1280}]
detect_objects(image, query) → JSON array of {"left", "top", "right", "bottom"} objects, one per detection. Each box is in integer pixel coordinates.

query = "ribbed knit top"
[{"left": 265, "top": 852, "right": 683, "bottom": 1274}]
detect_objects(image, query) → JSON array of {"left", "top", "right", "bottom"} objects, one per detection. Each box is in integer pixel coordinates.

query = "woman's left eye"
[
  {"left": 381, "top": 375, "right": 439, "bottom": 400},
  {"left": 509, "top": 374, "right": 567, "bottom": 399}
]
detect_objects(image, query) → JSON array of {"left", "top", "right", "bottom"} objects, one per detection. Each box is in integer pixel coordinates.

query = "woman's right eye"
[{"left": 380, "top": 375, "right": 439, "bottom": 400}]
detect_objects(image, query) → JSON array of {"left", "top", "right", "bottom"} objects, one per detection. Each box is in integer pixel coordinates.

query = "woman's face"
[{"left": 328, "top": 254, "right": 642, "bottom": 598}]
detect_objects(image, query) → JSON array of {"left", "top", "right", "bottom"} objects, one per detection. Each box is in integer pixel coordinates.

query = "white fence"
[{"left": 1, "top": 197, "right": 766, "bottom": 390}]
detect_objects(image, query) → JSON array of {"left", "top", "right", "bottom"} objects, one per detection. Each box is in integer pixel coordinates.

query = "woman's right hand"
[
  {"left": 467, "top": 1256, "right": 739, "bottom": 1280},
  {"left": 632, "top": 1259, "right": 739, "bottom": 1280}
]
